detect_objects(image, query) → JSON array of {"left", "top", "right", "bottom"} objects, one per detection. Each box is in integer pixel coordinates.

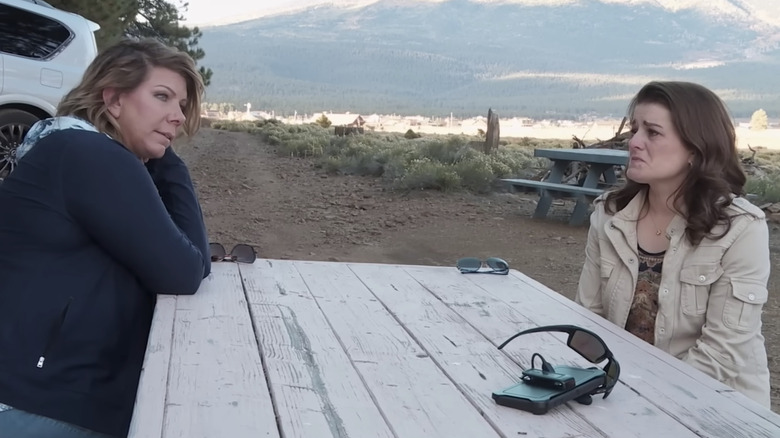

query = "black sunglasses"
[
  {"left": 456, "top": 257, "right": 509, "bottom": 275},
  {"left": 497, "top": 324, "right": 620, "bottom": 399},
  {"left": 209, "top": 243, "right": 257, "bottom": 263}
]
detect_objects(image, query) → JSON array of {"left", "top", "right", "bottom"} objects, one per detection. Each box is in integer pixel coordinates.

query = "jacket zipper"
[{"left": 37, "top": 296, "right": 73, "bottom": 369}]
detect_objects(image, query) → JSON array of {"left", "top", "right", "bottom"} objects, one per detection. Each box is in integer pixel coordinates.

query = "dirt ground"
[{"left": 177, "top": 127, "right": 780, "bottom": 413}]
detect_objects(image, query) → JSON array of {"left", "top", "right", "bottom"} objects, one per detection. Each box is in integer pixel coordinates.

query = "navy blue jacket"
[{"left": 0, "top": 129, "right": 211, "bottom": 437}]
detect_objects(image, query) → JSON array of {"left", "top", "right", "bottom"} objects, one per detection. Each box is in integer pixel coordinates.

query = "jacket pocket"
[
  {"left": 599, "top": 259, "right": 620, "bottom": 318},
  {"left": 679, "top": 263, "right": 723, "bottom": 316},
  {"left": 723, "top": 279, "right": 768, "bottom": 332},
  {"left": 599, "top": 260, "right": 616, "bottom": 310},
  {"left": 37, "top": 296, "right": 73, "bottom": 369}
]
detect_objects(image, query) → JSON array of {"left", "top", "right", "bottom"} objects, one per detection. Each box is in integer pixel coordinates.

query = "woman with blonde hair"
[
  {"left": 0, "top": 38, "right": 211, "bottom": 437},
  {"left": 576, "top": 81, "right": 770, "bottom": 407}
]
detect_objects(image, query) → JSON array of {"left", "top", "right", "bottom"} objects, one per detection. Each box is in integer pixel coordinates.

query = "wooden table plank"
[
  {"left": 347, "top": 263, "right": 610, "bottom": 438},
  {"left": 511, "top": 270, "right": 780, "bottom": 425},
  {"left": 407, "top": 266, "right": 780, "bottom": 438},
  {"left": 163, "top": 263, "right": 279, "bottom": 438},
  {"left": 499, "top": 271, "right": 780, "bottom": 436},
  {"left": 368, "top": 263, "right": 699, "bottom": 438},
  {"left": 239, "top": 260, "right": 395, "bottom": 438},
  {"left": 129, "top": 295, "right": 177, "bottom": 438},
  {"left": 535, "top": 148, "right": 629, "bottom": 165},
  {"left": 292, "top": 261, "right": 502, "bottom": 438},
  {"left": 134, "top": 259, "right": 780, "bottom": 438}
]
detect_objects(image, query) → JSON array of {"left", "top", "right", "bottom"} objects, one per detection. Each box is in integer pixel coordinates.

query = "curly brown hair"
[
  {"left": 57, "top": 37, "right": 204, "bottom": 144},
  {"left": 601, "top": 81, "right": 746, "bottom": 245}
]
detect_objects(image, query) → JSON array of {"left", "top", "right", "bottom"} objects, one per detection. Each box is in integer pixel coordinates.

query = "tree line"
[{"left": 46, "top": 0, "right": 211, "bottom": 85}]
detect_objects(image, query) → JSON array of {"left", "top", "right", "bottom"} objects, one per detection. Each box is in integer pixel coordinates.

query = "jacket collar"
[
  {"left": 607, "top": 189, "right": 688, "bottom": 244},
  {"left": 607, "top": 190, "right": 644, "bottom": 244}
]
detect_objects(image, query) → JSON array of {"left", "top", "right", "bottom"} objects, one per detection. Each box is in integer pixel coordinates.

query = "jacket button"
[
  {"left": 659, "top": 328, "right": 665, "bottom": 334},
  {"left": 629, "top": 258, "right": 635, "bottom": 263},
  {"left": 699, "top": 275, "right": 706, "bottom": 282},
  {"left": 748, "top": 294, "right": 756, "bottom": 301},
  {"left": 663, "top": 289, "right": 669, "bottom": 295}
]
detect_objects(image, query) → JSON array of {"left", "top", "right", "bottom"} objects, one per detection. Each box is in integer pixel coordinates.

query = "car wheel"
[{"left": 0, "top": 109, "right": 41, "bottom": 181}]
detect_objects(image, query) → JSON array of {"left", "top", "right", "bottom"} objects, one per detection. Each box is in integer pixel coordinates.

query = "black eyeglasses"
[
  {"left": 209, "top": 243, "right": 257, "bottom": 263},
  {"left": 497, "top": 324, "right": 620, "bottom": 399},
  {"left": 456, "top": 257, "right": 509, "bottom": 275}
]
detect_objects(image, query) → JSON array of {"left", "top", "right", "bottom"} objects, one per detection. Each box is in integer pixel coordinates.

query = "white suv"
[{"left": 0, "top": 0, "right": 99, "bottom": 180}]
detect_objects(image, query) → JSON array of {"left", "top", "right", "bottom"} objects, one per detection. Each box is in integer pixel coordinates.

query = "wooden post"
[{"left": 484, "top": 108, "right": 500, "bottom": 155}]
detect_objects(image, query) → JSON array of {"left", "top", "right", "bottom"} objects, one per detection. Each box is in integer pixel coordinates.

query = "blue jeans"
[{"left": 0, "top": 405, "right": 112, "bottom": 438}]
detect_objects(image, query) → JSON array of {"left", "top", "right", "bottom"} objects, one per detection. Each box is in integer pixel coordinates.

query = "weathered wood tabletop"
[
  {"left": 129, "top": 260, "right": 780, "bottom": 438},
  {"left": 534, "top": 148, "right": 629, "bottom": 166}
]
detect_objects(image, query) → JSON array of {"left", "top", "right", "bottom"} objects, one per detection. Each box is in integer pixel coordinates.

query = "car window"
[{"left": 0, "top": 4, "right": 72, "bottom": 59}]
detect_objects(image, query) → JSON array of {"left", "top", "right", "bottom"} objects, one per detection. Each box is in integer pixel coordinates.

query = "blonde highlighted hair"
[{"left": 57, "top": 38, "right": 204, "bottom": 142}]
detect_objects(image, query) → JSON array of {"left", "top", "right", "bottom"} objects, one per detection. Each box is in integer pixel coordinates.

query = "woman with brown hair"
[
  {"left": 0, "top": 38, "right": 211, "bottom": 437},
  {"left": 575, "top": 81, "right": 771, "bottom": 407}
]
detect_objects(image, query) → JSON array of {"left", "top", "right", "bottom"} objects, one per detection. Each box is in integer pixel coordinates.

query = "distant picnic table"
[
  {"left": 502, "top": 148, "right": 629, "bottom": 225},
  {"left": 129, "top": 260, "right": 780, "bottom": 438}
]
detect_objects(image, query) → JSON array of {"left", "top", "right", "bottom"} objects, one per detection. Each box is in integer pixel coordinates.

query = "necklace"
[{"left": 648, "top": 210, "right": 663, "bottom": 236}]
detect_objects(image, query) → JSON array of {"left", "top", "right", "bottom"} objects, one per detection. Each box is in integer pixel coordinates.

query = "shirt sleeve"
[
  {"left": 60, "top": 132, "right": 210, "bottom": 295},
  {"left": 145, "top": 146, "right": 211, "bottom": 279},
  {"left": 575, "top": 206, "right": 606, "bottom": 317}
]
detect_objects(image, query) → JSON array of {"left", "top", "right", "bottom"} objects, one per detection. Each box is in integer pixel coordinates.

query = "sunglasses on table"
[
  {"left": 209, "top": 243, "right": 257, "bottom": 264},
  {"left": 497, "top": 324, "right": 620, "bottom": 399},
  {"left": 456, "top": 257, "right": 509, "bottom": 275}
]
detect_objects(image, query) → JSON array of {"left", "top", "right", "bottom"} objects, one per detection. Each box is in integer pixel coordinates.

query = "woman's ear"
[{"left": 103, "top": 88, "right": 121, "bottom": 118}]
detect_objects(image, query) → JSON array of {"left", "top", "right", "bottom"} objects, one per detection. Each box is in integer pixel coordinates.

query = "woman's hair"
[
  {"left": 57, "top": 37, "right": 204, "bottom": 142},
  {"left": 602, "top": 80, "right": 747, "bottom": 245}
]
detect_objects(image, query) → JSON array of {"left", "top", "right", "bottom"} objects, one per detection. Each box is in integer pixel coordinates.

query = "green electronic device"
[{"left": 492, "top": 366, "right": 606, "bottom": 415}]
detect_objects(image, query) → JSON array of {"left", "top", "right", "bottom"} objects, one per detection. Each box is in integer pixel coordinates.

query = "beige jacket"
[{"left": 575, "top": 190, "right": 771, "bottom": 408}]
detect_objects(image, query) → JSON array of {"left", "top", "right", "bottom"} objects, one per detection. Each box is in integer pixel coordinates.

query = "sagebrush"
[
  {"left": 211, "top": 120, "right": 780, "bottom": 201},
  {"left": 212, "top": 120, "right": 551, "bottom": 192}
]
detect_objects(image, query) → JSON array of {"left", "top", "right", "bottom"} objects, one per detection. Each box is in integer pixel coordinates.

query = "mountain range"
[{"left": 197, "top": 0, "right": 780, "bottom": 119}]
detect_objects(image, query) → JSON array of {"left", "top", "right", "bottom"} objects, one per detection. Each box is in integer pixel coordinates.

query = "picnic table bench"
[
  {"left": 503, "top": 148, "right": 629, "bottom": 226},
  {"left": 129, "top": 260, "right": 780, "bottom": 438}
]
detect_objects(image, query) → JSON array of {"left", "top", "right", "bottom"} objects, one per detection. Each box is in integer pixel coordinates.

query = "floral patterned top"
[{"left": 625, "top": 246, "right": 665, "bottom": 345}]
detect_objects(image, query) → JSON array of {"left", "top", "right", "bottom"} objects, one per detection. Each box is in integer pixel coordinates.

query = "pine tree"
[
  {"left": 750, "top": 109, "right": 768, "bottom": 131},
  {"left": 125, "top": 0, "right": 212, "bottom": 86},
  {"left": 47, "top": 0, "right": 136, "bottom": 48},
  {"left": 47, "top": 0, "right": 212, "bottom": 86},
  {"left": 315, "top": 114, "right": 331, "bottom": 128}
]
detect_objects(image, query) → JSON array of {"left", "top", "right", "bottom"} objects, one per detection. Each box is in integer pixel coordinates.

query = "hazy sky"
[
  {"left": 181, "top": 0, "right": 366, "bottom": 26},
  {"left": 181, "top": 0, "right": 780, "bottom": 26}
]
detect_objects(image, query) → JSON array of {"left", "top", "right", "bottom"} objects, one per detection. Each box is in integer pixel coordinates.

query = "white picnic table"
[{"left": 129, "top": 260, "right": 780, "bottom": 438}]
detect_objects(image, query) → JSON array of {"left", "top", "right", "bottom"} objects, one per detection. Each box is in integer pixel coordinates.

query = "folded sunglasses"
[
  {"left": 209, "top": 242, "right": 257, "bottom": 263},
  {"left": 456, "top": 257, "right": 509, "bottom": 275}
]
